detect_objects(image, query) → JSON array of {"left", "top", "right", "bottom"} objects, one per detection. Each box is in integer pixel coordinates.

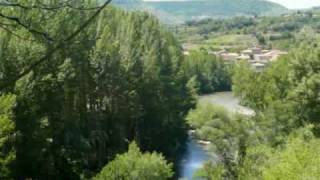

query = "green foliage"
[
  {"left": 262, "top": 134, "right": 320, "bottom": 180},
  {"left": 233, "top": 43, "right": 320, "bottom": 127},
  {"left": 205, "top": 34, "right": 257, "bottom": 50},
  {"left": 185, "top": 76, "right": 200, "bottom": 107},
  {"left": 116, "top": 0, "right": 287, "bottom": 23},
  {"left": 288, "top": 45, "right": 320, "bottom": 125},
  {"left": 180, "top": 8, "right": 320, "bottom": 180},
  {"left": 240, "top": 127, "right": 320, "bottom": 180},
  {"left": 193, "top": 162, "right": 224, "bottom": 180},
  {"left": 232, "top": 57, "right": 291, "bottom": 110},
  {"left": 187, "top": 103, "right": 256, "bottom": 179},
  {"left": 183, "top": 51, "right": 231, "bottom": 94},
  {"left": 94, "top": 142, "right": 173, "bottom": 180},
  {"left": 0, "top": 94, "right": 16, "bottom": 178},
  {"left": 187, "top": 103, "right": 229, "bottom": 131},
  {"left": 232, "top": 60, "right": 258, "bottom": 107},
  {"left": 3, "top": 1, "right": 320, "bottom": 180},
  {"left": 0, "top": 1, "right": 193, "bottom": 178},
  {"left": 228, "top": 34, "right": 320, "bottom": 180},
  {"left": 178, "top": 11, "right": 320, "bottom": 51}
]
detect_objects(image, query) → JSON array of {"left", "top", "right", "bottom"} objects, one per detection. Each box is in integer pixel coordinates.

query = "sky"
[
  {"left": 143, "top": 0, "right": 320, "bottom": 9},
  {"left": 268, "top": 0, "right": 320, "bottom": 9}
]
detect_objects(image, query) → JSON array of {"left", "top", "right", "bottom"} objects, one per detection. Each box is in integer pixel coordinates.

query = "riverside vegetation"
[
  {"left": 1, "top": 0, "right": 320, "bottom": 180},
  {"left": 187, "top": 43, "right": 320, "bottom": 179},
  {"left": 0, "top": 1, "right": 194, "bottom": 179}
]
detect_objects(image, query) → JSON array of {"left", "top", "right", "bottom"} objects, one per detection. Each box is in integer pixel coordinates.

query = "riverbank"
[
  {"left": 178, "top": 91, "right": 254, "bottom": 179},
  {"left": 199, "top": 92, "right": 255, "bottom": 116}
]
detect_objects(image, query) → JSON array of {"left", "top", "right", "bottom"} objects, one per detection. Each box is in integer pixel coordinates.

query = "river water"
[
  {"left": 178, "top": 136, "right": 212, "bottom": 179},
  {"left": 178, "top": 91, "right": 254, "bottom": 180},
  {"left": 199, "top": 92, "right": 255, "bottom": 116}
]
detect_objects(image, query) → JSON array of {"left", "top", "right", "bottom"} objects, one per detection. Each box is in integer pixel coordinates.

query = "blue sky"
[{"left": 143, "top": 0, "right": 320, "bottom": 9}]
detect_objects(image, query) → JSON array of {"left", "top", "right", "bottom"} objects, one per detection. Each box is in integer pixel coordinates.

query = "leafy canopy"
[{"left": 94, "top": 142, "right": 173, "bottom": 180}]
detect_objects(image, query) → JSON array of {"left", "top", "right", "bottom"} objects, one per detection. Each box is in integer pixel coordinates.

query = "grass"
[{"left": 205, "top": 34, "right": 257, "bottom": 47}]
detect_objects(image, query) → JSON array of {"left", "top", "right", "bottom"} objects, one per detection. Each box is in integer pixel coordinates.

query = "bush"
[{"left": 94, "top": 142, "right": 173, "bottom": 180}]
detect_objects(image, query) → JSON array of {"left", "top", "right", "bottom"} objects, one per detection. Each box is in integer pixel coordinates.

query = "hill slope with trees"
[{"left": 112, "top": 0, "right": 288, "bottom": 24}]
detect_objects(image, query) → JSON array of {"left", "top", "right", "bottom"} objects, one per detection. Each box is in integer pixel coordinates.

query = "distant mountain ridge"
[{"left": 111, "top": 0, "right": 288, "bottom": 24}]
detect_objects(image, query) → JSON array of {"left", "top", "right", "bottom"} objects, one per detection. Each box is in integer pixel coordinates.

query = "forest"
[
  {"left": 1, "top": 0, "right": 320, "bottom": 180},
  {"left": 177, "top": 10, "right": 319, "bottom": 51},
  {"left": 113, "top": 0, "right": 287, "bottom": 24},
  {"left": 0, "top": 0, "right": 196, "bottom": 179}
]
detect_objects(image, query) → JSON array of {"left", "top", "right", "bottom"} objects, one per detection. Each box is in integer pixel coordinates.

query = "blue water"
[
  {"left": 179, "top": 137, "right": 211, "bottom": 179},
  {"left": 179, "top": 92, "right": 253, "bottom": 179}
]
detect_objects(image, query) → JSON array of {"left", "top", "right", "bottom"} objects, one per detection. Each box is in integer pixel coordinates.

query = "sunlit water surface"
[{"left": 178, "top": 91, "right": 254, "bottom": 179}]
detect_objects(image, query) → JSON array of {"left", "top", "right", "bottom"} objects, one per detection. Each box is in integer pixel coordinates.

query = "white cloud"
[{"left": 268, "top": 0, "right": 320, "bottom": 9}]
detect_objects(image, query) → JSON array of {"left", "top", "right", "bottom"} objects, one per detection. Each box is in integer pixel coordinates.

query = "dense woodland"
[
  {"left": 0, "top": 0, "right": 198, "bottom": 179},
  {"left": 114, "top": 0, "right": 287, "bottom": 24},
  {"left": 1, "top": 0, "right": 320, "bottom": 180},
  {"left": 182, "top": 51, "right": 231, "bottom": 94}
]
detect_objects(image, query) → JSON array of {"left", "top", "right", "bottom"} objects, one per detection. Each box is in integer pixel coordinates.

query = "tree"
[
  {"left": 193, "top": 162, "right": 225, "bottom": 180},
  {"left": 183, "top": 51, "right": 231, "bottom": 94},
  {"left": 262, "top": 135, "right": 320, "bottom": 180},
  {"left": 232, "top": 57, "right": 291, "bottom": 110},
  {"left": 187, "top": 103, "right": 257, "bottom": 179},
  {"left": 0, "top": 0, "right": 112, "bottom": 90},
  {"left": 288, "top": 45, "right": 320, "bottom": 126},
  {"left": 0, "top": 2, "right": 193, "bottom": 178},
  {"left": 240, "top": 127, "right": 320, "bottom": 180},
  {"left": 94, "top": 142, "right": 173, "bottom": 180},
  {"left": 0, "top": 94, "right": 16, "bottom": 178},
  {"left": 232, "top": 60, "right": 258, "bottom": 107}
]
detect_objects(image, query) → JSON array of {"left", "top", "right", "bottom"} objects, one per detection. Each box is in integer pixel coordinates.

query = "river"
[
  {"left": 178, "top": 91, "right": 254, "bottom": 180},
  {"left": 178, "top": 136, "right": 213, "bottom": 179},
  {"left": 199, "top": 92, "right": 255, "bottom": 116}
]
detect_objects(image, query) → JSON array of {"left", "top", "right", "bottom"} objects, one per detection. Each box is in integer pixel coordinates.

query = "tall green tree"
[
  {"left": 0, "top": 1, "right": 194, "bottom": 178},
  {"left": 183, "top": 51, "right": 231, "bottom": 94},
  {"left": 94, "top": 142, "right": 173, "bottom": 180},
  {"left": 0, "top": 94, "right": 16, "bottom": 178}
]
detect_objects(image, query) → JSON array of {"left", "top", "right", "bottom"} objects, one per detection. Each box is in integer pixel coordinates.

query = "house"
[
  {"left": 251, "top": 47, "right": 262, "bottom": 54},
  {"left": 183, "top": 51, "right": 190, "bottom": 56},
  {"left": 241, "top": 49, "right": 253, "bottom": 56},
  {"left": 254, "top": 53, "right": 273, "bottom": 62},
  {"left": 252, "top": 62, "right": 266, "bottom": 72},
  {"left": 268, "top": 50, "right": 288, "bottom": 61},
  {"left": 254, "top": 50, "right": 288, "bottom": 62},
  {"left": 209, "top": 50, "right": 226, "bottom": 56},
  {"left": 213, "top": 45, "right": 288, "bottom": 72},
  {"left": 237, "top": 54, "right": 250, "bottom": 60},
  {"left": 220, "top": 53, "right": 239, "bottom": 61}
]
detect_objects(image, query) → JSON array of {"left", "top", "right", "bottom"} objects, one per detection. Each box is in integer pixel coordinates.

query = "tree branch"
[
  {"left": 0, "top": 0, "right": 102, "bottom": 11},
  {"left": 0, "top": 0, "right": 113, "bottom": 90},
  {"left": 0, "top": 25, "right": 36, "bottom": 42},
  {"left": 0, "top": 12, "right": 54, "bottom": 41}
]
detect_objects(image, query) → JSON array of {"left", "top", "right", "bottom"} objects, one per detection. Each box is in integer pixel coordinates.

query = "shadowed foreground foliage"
[{"left": 0, "top": 0, "right": 195, "bottom": 179}]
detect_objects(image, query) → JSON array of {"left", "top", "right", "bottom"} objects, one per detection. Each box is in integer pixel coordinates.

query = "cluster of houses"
[{"left": 210, "top": 47, "right": 288, "bottom": 72}]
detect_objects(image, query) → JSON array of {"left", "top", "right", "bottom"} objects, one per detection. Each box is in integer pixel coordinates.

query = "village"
[
  {"left": 184, "top": 46, "right": 288, "bottom": 72},
  {"left": 212, "top": 47, "right": 288, "bottom": 71}
]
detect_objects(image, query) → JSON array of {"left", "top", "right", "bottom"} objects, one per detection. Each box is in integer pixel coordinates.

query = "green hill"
[
  {"left": 112, "top": 0, "right": 288, "bottom": 24},
  {"left": 112, "top": 0, "right": 145, "bottom": 9}
]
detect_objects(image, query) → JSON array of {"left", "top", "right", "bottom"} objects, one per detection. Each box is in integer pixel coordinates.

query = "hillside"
[{"left": 112, "top": 0, "right": 288, "bottom": 24}]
